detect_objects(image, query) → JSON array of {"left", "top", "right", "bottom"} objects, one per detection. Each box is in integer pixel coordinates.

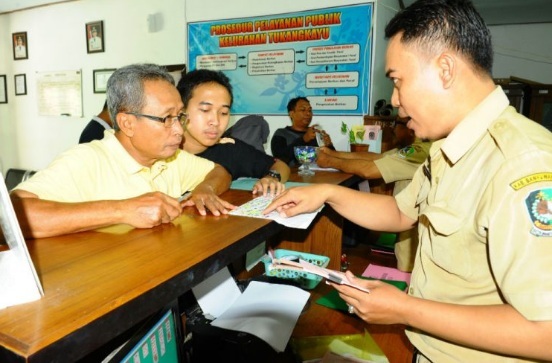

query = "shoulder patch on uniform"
[
  {"left": 525, "top": 188, "right": 552, "bottom": 237},
  {"left": 397, "top": 145, "right": 415, "bottom": 159},
  {"left": 511, "top": 172, "right": 552, "bottom": 190}
]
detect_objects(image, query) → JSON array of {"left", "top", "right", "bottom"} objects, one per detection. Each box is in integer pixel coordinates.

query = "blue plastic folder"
[{"left": 230, "top": 177, "right": 310, "bottom": 191}]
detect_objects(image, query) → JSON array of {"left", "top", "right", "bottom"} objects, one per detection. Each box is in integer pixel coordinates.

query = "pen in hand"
[{"left": 178, "top": 191, "right": 192, "bottom": 202}]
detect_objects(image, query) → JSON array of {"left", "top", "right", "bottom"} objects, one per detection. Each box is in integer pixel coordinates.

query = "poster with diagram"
[{"left": 188, "top": 3, "right": 373, "bottom": 116}]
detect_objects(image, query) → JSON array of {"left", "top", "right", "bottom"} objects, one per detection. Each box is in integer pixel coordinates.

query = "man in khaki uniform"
[{"left": 264, "top": 0, "right": 552, "bottom": 361}]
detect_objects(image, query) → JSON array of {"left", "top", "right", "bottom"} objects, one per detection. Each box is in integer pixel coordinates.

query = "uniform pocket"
[{"left": 421, "top": 202, "right": 474, "bottom": 277}]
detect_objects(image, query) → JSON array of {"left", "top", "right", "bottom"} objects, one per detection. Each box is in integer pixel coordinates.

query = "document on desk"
[
  {"left": 309, "top": 163, "right": 339, "bottom": 172},
  {"left": 229, "top": 195, "right": 323, "bottom": 229}
]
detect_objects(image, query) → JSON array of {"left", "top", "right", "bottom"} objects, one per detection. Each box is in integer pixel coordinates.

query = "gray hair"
[{"left": 106, "top": 63, "right": 175, "bottom": 131}]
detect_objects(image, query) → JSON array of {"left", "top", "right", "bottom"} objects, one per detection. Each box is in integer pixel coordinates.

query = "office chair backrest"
[
  {"left": 5, "top": 168, "right": 36, "bottom": 191},
  {"left": 222, "top": 115, "right": 270, "bottom": 153}
]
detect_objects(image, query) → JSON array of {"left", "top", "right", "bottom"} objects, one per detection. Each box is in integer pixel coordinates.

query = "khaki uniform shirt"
[
  {"left": 16, "top": 130, "right": 215, "bottom": 202},
  {"left": 396, "top": 87, "right": 552, "bottom": 362},
  {"left": 375, "top": 138, "right": 431, "bottom": 189},
  {"left": 375, "top": 139, "right": 431, "bottom": 271}
]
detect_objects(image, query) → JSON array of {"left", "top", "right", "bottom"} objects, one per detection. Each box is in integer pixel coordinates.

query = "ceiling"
[
  {"left": 0, "top": 0, "right": 72, "bottom": 14},
  {"left": 401, "top": 0, "right": 552, "bottom": 25},
  {"left": 2, "top": 0, "right": 552, "bottom": 25}
]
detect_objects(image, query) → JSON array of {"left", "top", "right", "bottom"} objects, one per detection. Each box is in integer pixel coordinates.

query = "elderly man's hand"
[
  {"left": 122, "top": 192, "right": 183, "bottom": 227},
  {"left": 180, "top": 186, "right": 235, "bottom": 216}
]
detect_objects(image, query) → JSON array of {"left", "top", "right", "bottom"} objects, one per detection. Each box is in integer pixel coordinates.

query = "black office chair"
[
  {"left": 4, "top": 168, "right": 36, "bottom": 191},
  {"left": 222, "top": 115, "right": 270, "bottom": 153}
]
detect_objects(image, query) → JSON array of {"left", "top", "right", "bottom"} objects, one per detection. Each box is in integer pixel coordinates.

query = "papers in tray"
[
  {"left": 229, "top": 195, "right": 323, "bottom": 229},
  {"left": 269, "top": 257, "right": 370, "bottom": 293}
]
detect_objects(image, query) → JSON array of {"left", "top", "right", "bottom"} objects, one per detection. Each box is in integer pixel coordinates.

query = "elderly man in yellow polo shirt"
[{"left": 11, "top": 63, "right": 235, "bottom": 239}]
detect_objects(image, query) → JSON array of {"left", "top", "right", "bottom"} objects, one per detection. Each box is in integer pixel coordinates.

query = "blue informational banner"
[{"left": 188, "top": 3, "right": 373, "bottom": 115}]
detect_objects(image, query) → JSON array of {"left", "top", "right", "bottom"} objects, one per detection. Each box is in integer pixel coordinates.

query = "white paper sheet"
[
  {"left": 210, "top": 281, "right": 310, "bottom": 352},
  {"left": 229, "top": 195, "right": 322, "bottom": 229},
  {"left": 191, "top": 267, "right": 242, "bottom": 319},
  {"left": 309, "top": 163, "right": 339, "bottom": 172}
]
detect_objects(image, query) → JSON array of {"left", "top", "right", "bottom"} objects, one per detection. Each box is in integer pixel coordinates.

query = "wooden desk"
[
  {"left": 0, "top": 184, "right": 411, "bottom": 362},
  {"left": 0, "top": 190, "right": 281, "bottom": 362},
  {"left": 269, "top": 169, "right": 362, "bottom": 270}
]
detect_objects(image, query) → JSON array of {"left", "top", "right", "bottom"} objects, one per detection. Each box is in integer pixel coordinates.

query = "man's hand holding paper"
[{"left": 331, "top": 271, "right": 410, "bottom": 325}]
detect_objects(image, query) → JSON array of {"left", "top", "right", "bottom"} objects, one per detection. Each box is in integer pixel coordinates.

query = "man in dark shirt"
[
  {"left": 79, "top": 101, "right": 112, "bottom": 143},
  {"left": 271, "top": 97, "right": 334, "bottom": 166},
  {"left": 177, "top": 69, "right": 290, "bottom": 196}
]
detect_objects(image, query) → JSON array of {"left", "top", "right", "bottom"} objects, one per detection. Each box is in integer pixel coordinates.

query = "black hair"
[
  {"left": 287, "top": 96, "right": 310, "bottom": 113},
  {"left": 385, "top": 0, "right": 493, "bottom": 76},
  {"left": 176, "top": 69, "right": 233, "bottom": 108}
]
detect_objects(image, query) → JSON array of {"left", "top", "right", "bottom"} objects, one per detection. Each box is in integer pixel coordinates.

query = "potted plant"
[{"left": 341, "top": 121, "right": 369, "bottom": 152}]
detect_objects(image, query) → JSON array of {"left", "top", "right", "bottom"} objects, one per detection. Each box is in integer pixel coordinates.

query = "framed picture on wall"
[
  {"left": 12, "top": 32, "right": 28, "bottom": 60},
  {"left": 86, "top": 20, "right": 104, "bottom": 54},
  {"left": 15, "top": 74, "right": 27, "bottom": 96},
  {"left": 93, "top": 68, "right": 116, "bottom": 93},
  {"left": 0, "top": 75, "right": 7, "bottom": 103}
]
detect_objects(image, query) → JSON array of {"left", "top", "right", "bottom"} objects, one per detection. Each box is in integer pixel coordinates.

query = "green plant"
[{"left": 341, "top": 121, "right": 366, "bottom": 144}]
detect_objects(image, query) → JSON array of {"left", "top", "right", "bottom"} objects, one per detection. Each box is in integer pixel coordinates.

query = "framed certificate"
[
  {"left": 93, "top": 68, "right": 115, "bottom": 93},
  {"left": 0, "top": 75, "right": 7, "bottom": 103},
  {"left": 14, "top": 74, "right": 27, "bottom": 96}
]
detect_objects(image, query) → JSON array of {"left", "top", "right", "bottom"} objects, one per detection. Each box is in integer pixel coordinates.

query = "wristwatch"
[{"left": 266, "top": 170, "right": 281, "bottom": 181}]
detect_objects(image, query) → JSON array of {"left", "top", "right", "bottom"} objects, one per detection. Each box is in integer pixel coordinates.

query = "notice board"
[
  {"left": 36, "top": 70, "right": 83, "bottom": 117},
  {"left": 188, "top": 3, "right": 374, "bottom": 115}
]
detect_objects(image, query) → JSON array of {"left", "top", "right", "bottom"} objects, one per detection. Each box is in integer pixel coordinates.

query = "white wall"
[
  {"left": 490, "top": 23, "right": 552, "bottom": 83},
  {"left": 0, "top": 0, "right": 187, "bottom": 174},
  {"left": 1, "top": 0, "right": 551, "bottom": 175}
]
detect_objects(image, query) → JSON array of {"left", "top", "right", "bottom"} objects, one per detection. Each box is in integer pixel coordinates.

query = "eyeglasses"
[{"left": 125, "top": 112, "right": 187, "bottom": 128}]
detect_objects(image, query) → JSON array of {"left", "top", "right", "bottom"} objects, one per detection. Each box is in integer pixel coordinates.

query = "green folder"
[{"left": 316, "top": 277, "right": 407, "bottom": 313}]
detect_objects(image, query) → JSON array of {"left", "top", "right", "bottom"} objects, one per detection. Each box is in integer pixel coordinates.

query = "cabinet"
[{"left": 494, "top": 76, "right": 552, "bottom": 132}]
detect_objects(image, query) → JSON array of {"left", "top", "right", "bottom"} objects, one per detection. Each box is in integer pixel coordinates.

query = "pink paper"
[{"left": 362, "top": 264, "right": 411, "bottom": 285}]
